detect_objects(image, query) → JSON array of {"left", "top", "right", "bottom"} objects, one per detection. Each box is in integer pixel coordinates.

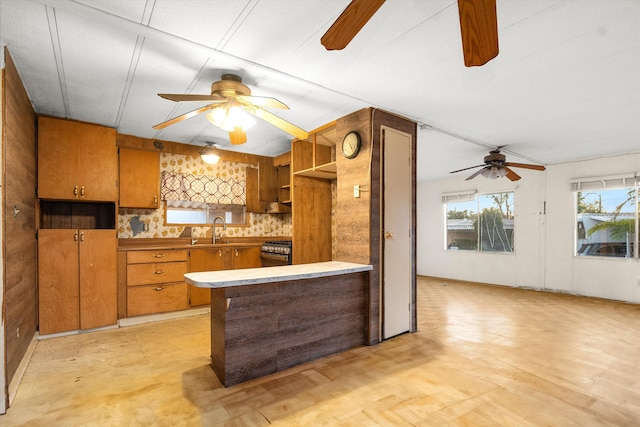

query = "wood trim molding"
[{"left": 116, "top": 133, "right": 272, "bottom": 165}]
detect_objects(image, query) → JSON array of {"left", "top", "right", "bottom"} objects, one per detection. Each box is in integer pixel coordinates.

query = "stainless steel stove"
[{"left": 260, "top": 240, "right": 292, "bottom": 266}]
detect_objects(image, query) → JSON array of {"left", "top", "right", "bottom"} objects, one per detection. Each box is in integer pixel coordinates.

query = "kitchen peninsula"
[{"left": 185, "top": 261, "right": 372, "bottom": 386}]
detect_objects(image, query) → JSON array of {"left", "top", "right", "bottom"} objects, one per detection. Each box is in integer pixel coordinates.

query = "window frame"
[
  {"left": 572, "top": 174, "right": 638, "bottom": 259},
  {"left": 443, "top": 190, "right": 515, "bottom": 254},
  {"left": 164, "top": 201, "right": 248, "bottom": 227}
]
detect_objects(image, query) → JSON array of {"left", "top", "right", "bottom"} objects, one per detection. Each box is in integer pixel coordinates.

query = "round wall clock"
[{"left": 341, "top": 131, "right": 362, "bottom": 159}]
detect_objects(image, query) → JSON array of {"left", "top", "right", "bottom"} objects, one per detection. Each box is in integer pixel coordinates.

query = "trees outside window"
[
  {"left": 445, "top": 192, "right": 514, "bottom": 253},
  {"left": 576, "top": 187, "right": 636, "bottom": 258}
]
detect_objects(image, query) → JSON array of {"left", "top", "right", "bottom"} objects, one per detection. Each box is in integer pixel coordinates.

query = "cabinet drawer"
[
  {"left": 127, "top": 249, "right": 188, "bottom": 264},
  {"left": 127, "top": 261, "right": 187, "bottom": 286},
  {"left": 127, "top": 283, "right": 188, "bottom": 317}
]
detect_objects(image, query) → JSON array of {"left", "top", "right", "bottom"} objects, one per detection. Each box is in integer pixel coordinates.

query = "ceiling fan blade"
[
  {"left": 450, "top": 164, "right": 486, "bottom": 174},
  {"left": 158, "top": 93, "right": 226, "bottom": 102},
  {"left": 503, "top": 166, "right": 521, "bottom": 181},
  {"left": 152, "top": 104, "right": 215, "bottom": 130},
  {"left": 237, "top": 95, "right": 289, "bottom": 109},
  {"left": 239, "top": 101, "right": 309, "bottom": 140},
  {"left": 465, "top": 167, "right": 488, "bottom": 180},
  {"left": 504, "top": 162, "right": 546, "bottom": 171},
  {"left": 321, "top": 0, "right": 386, "bottom": 50},
  {"left": 458, "top": 0, "right": 499, "bottom": 67}
]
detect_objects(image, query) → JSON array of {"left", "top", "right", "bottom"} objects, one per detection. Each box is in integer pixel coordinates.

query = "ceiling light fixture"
[
  {"left": 481, "top": 165, "right": 507, "bottom": 179},
  {"left": 199, "top": 141, "right": 221, "bottom": 164},
  {"left": 206, "top": 102, "right": 256, "bottom": 132}
]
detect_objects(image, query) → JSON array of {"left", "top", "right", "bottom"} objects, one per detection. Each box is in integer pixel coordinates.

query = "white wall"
[{"left": 417, "top": 153, "right": 640, "bottom": 304}]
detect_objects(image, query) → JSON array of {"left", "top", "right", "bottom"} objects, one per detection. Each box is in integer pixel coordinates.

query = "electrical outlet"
[{"left": 354, "top": 185, "right": 360, "bottom": 198}]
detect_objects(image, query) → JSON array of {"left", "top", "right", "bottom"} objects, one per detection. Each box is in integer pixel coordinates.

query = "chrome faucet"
[{"left": 212, "top": 216, "right": 227, "bottom": 244}]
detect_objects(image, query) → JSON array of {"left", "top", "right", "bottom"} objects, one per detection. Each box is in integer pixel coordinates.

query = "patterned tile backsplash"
[{"left": 118, "top": 152, "right": 292, "bottom": 239}]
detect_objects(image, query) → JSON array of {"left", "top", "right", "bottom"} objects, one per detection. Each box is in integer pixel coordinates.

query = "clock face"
[{"left": 342, "top": 131, "right": 361, "bottom": 159}]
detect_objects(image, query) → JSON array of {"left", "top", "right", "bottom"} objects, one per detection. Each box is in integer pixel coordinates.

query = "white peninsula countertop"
[{"left": 184, "top": 261, "right": 372, "bottom": 289}]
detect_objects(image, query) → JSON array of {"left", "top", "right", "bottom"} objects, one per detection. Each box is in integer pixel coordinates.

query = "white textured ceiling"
[{"left": 2, "top": 0, "right": 640, "bottom": 182}]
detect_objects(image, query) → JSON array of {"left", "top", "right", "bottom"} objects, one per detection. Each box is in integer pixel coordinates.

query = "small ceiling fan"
[
  {"left": 450, "top": 149, "right": 546, "bottom": 181},
  {"left": 153, "top": 74, "right": 309, "bottom": 144},
  {"left": 321, "top": 0, "right": 499, "bottom": 67}
]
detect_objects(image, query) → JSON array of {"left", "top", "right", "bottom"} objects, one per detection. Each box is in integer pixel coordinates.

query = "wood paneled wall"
[
  {"left": 335, "top": 108, "right": 417, "bottom": 344},
  {"left": 2, "top": 48, "right": 38, "bottom": 388}
]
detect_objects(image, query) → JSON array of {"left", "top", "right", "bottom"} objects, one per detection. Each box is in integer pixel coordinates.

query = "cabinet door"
[
  {"left": 233, "top": 247, "right": 262, "bottom": 269},
  {"left": 119, "top": 148, "right": 160, "bottom": 208},
  {"left": 189, "top": 248, "right": 228, "bottom": 306},
  {"left": 77, "top": 124, "right": 117, "bottom": 202},
  {"left": 38, "top": 117, "right": 81, "bottom": 200},
  {"left": 38, "top": 229, "right": 80, "bottom": 335},
  {"left": 79, "top": 229, "right": 117, "bottom": 330},
  {"left": 37, "top": 117, "right": 117, "bottom": 201},
  {"left": 245, "top": 167, "right": 265, "bottom": 213}
]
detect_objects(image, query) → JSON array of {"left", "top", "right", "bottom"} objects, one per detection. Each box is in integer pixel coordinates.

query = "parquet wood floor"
[{"left": 3, "top": 276, "right": 640, "bottom": 426}]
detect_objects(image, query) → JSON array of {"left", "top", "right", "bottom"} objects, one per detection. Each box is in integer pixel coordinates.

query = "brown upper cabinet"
[
  {"left": 246, "top": 157, "right": 291, "bottom": 214},
  {"left": 119, "top": 148, "right": 160, "bottom": 208},
  {"left": 38, "top": 117, "right": 118, "bottom": 202}
]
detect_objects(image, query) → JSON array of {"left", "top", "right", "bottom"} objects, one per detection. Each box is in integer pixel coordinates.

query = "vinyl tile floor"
[{"left": 3, "top": 276, "right": 640, "bottom": 426}]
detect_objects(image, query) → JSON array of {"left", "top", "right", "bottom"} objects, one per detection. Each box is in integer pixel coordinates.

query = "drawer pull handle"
[
  {"left": 154, "top": 287, "right": 164, "bottom": 291},
  {"left": 153, "top": 270, "right": 164, "bottom": 274},
  {"left": 153, "top": 254, "right": 164, "bottom": 258}
]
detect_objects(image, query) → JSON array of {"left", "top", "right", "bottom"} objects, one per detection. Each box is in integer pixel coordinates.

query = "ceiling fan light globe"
[
  {"left": 206, "top": 105, "right": 256, "bottom": 132},
  {"left": 207, "top": 106, "right": 234, "bottom": 131},
  {"left": 228, "top": 105, "right": 256, "bottom": 130},
  {"left": 487, "top": 166, "right": 501, "bottom": 179}
]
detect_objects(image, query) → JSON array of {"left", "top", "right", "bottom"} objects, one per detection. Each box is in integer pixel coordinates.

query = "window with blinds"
[
  {"left": 573, "top": 174, "right": 639, "bottom": 258},
  {"left": 443, "top": 190, "right": 515, "bottom": 253}
]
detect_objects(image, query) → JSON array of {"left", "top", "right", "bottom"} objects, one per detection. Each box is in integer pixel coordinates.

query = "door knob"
[{"left": 384, "top": 231, "right": 394, "bottom": 239}]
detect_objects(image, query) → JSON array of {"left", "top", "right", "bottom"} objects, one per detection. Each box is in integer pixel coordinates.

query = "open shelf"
[{"left": 294, "top": 161, "right": 337, "bottom": 179}]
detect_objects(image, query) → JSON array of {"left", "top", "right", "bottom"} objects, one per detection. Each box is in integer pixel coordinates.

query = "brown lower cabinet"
[
  {"left": 38, "top": 229, "right": 117, "bottom": 335},
  {"left": 189, "top": 246, "right": 261, "bottom": 307},
  {"left": 125, "top": 249, "right": 188, "bottom": 317},
  {"left": 122, "top": 246, "right": 261, "bottom": 317}
]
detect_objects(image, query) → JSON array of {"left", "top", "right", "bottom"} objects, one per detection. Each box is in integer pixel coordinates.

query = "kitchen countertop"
[
  {"left": 120, "top": 242, "right": 263, "bottom": 251},
  {"left": 117, "top": 237, "right": 266, "bottom": 251},
  {"left": 184, "top": 261, "right": 372, "bottom": 288}
]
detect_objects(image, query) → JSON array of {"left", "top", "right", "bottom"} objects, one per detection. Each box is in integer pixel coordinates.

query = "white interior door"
[{"left": 382, "top": 126, "right": 412, "bottom": 339}]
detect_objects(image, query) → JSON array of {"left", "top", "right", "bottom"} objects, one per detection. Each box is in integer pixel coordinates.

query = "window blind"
[
  {"left": 161, "top": 171, "right": 246, "bottom": 204},
  {"left": 442, "top": 190, "right": 477, "bottom": 204},
  {"left": 570, "top": 174, "right": 637, "bottom": 191}
]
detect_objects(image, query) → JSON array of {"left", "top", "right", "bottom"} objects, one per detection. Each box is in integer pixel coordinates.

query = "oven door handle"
[{"left": 260, "top": 252, "right": 290, "bottom": 261}]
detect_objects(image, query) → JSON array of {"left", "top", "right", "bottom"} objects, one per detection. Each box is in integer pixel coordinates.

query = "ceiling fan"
[
  {"left": 153, "top": 74, "right": 309, "bottom": 144},
  {"left": 321, "top": 0, "right": 499, "bottom": 67},
  {"left": 450, "top": 149, "right": 546, "bottom": 181}
]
